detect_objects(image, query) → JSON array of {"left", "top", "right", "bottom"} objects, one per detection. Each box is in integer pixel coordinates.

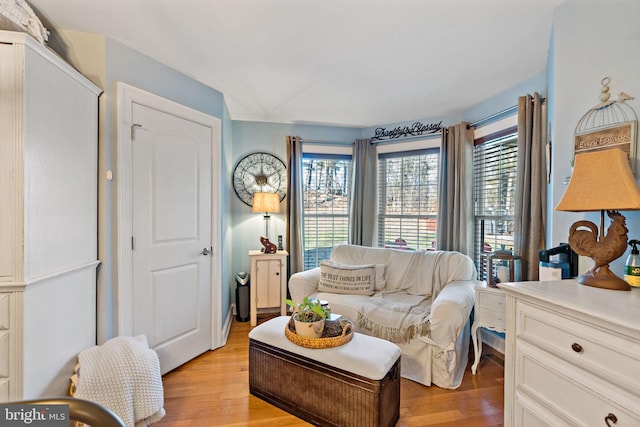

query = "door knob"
[{"left": 201, "top": 247, "right": 212, "bottom": 256}]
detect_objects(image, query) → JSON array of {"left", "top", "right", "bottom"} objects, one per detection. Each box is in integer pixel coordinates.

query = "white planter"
[{"left": 293, "top": 315, "right": 325, "bottom": 338}]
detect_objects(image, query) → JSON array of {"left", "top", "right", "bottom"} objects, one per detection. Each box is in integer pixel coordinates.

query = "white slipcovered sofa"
[{"left": 288, "top": 244, "right": 479, "bottom": 389}]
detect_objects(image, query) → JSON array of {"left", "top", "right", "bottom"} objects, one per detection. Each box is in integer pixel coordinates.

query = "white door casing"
[{"left": 117, "top": 83, "right": 222, "bottom": 372}]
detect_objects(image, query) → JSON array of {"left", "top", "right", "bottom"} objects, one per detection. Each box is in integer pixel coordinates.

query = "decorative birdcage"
[{"left": 573, "top": 77, "right": 637, "bottom": 172}]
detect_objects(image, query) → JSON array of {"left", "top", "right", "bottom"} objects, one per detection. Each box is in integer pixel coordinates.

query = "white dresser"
[
  {"left": 0, "top": 31, "right": 101, "bottom": 400},
  {"left": 499, "top": 279, "right": 640, "bottom": 426}
]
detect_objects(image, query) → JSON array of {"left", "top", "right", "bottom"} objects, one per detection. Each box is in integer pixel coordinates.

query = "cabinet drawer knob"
[
  {"left": 605, "top": 413, "right": 618, "bottom": 426},
  {"left": 571, "top": 342, "right": 583, "bottom": 353}
]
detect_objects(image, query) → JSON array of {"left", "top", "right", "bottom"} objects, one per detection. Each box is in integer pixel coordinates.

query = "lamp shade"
[
  {"left": 556, "top": 148, "right": 640, "bottom": 212},
  {"left": 252, "top": 192, "right": 280, "bottom": 213}
]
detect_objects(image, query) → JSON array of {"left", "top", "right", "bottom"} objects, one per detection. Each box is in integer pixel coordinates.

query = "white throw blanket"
[
  {"left": 72, "top": 335, "right": 165, "bottom": 427},
  {"left": 356, "top": 250, "right": 470, "bottom": 343},
  {"left": 398, "top": 250, "right": 458, "bottom": 297},
  {"left": 357, "top": 291, "right": 432, "bottom": 344}
]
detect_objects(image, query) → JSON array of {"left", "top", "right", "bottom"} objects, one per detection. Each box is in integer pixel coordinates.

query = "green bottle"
[{"left": 624, "top": 240, "right": 640, "bottom": 288}]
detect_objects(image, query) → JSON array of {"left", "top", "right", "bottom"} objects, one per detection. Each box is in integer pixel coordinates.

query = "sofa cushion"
[
  {"left": 331, "top": 244, "right": 477, "bottom": 295},
  {"left": 373, "top": 264, "right": 386, "bottom": 290},
  {"left": 331, "top": 244, "right": 413, "bottom": 291},
  {"left": 318, "top": 260, "right": 376, "bottom": 295}
]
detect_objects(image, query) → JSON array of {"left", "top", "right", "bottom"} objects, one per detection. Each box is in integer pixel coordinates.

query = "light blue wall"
[
  {"left": 549, "top": 0, "right": 640, "bottom": 277},
  {"left": 52, "top": 0, "right": 640, "bottom": 343},
  {"left": 229, "top": 122, "right": 362, "bottom": 280},
  {"left": 462, "top": 71, "right": 547, "bottom": 124},
  {"left": 97, "top": 39, "right": 229, "bottom": 341},
  {"left": 49, "top": 31, "right": 230, "bottom": 341},
  {"left": 227, "top": 67, "right": 548, "bottom": 294}
]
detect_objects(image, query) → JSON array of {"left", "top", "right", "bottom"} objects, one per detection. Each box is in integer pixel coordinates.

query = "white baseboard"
[{"left": 219, "top": 306, "right": 233, "bottom": 348}]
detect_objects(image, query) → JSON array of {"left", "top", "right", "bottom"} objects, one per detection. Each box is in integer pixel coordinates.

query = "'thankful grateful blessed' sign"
[{"left": 372, "top": 121, "right": 443, "bottom": 141}]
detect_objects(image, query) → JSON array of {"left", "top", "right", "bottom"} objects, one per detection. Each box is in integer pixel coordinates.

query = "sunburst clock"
[{"left": 232, "top": 152, "right": 287, "bottom": 207}]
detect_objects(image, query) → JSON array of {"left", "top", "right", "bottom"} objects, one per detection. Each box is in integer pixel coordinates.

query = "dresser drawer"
[
  {"left": 477, "top": 290, "right": 505, "bottom": 311},
  {"left": 517, "top": 300, "right": 640, "bottom": 395},
  {"left": 477, "top": 307, "right": 506, "bottom": 330},
  {"left": 517, "top": 341, "right": 640, "bottom": 426}
]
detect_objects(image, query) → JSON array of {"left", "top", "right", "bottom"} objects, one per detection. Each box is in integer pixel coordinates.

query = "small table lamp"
[
  {"left": 556, "top": 148, "right": 640, "bottom": 290},
  {"left": 252, "top": 192, "right": 280, "bottom": 241}
]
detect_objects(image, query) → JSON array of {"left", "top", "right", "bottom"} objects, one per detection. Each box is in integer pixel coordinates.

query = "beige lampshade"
[
  {"left": 252, "top": 192, "right": 280, "bottom": 213},
  {"left": 556, "top": 148, "right": 640, "bottom": 212}
]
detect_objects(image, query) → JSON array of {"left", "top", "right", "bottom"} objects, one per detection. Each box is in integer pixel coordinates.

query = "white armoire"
[{"left": 0, "top": 31, "right": 101, "bottom": 400}]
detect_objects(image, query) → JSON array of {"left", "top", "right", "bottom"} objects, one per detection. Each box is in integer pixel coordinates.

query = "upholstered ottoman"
[{"left": 249, "top": 316, "right": 401, "bottom": 427}]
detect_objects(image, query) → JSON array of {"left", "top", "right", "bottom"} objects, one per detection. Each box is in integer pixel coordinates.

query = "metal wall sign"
[{"left": 371, "top": 121, "right": 443, "bottom": 141}]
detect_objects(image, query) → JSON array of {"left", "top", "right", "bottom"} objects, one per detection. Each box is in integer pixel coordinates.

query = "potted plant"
[{"left": 285, "top": 297, "right": 328, "bottom": 338}]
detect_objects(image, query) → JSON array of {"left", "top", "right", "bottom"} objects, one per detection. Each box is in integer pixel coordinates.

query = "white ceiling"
[{"left": 28, "top": 0, "right": 565, "bottom": 128}]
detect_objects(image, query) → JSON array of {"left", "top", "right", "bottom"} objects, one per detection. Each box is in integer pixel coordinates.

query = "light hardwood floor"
[{"left": 154, "top": 316, "right": 504, "bottom": 426}]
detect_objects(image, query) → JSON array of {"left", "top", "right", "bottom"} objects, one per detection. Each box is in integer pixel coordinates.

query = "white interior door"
[{"left": 131, "top": 102, "right": 213, "bottom": 373}]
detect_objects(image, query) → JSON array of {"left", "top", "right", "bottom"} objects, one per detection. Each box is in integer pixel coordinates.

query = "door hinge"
[
  {"left": 131, "top": 123, "right": 142, "bottom": 140},
  {"left": 131, "top": 236, "right": 135, "bottom": 251}
]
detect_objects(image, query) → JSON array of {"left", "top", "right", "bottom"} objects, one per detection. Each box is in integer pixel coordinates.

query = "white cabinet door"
[
  {"left": 256, "top": 259, "right": 282, "bottom": 309},
  {"left": 0, "top": 31, "right": 100, "bottom": 399}
]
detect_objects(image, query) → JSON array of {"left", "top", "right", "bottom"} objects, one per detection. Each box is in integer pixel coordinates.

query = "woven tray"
[{"left": 285, "top": 316, "right": 354, "bottom": 349}]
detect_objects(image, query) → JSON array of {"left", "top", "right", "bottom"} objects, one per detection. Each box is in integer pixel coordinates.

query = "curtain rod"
[
  {"left": 371, "top": 132, "right": 442, "bottom": 145},
  {"left": 467, "top": 97, "right": 545, "bottom": 129},
  {"left": 300, "top": 138, "right": 353, "bottom": 146}
]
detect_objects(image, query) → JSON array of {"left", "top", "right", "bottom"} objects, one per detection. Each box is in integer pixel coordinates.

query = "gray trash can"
[{"left": 235, "top": 272, "right": 250, "bottom": 322}]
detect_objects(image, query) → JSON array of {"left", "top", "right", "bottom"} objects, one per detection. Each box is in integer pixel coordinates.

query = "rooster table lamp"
[{"left": 556, "top": 148, "right": 640, "bottom": 290}]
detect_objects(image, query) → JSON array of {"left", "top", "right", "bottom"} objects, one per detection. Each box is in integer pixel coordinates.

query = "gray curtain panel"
[
  {"left": 349, "top": 138, "right": 377, "bottom": 246},
  {"left": 286, "top": 135, "right": 305, "bottom": 274},
  {"left": 436, "top": 123, "right": 474, "bottom": 255},
  {"left": 514, "top": 92, "right": 547, "bottom": 281}
]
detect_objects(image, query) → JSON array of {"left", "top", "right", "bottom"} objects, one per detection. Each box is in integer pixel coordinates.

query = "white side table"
[
  {"left": 471, "top": 282, "right": 506, "bottom": 374},
  {"left": 249, "top": 250, "right": 288, "bottom": 326}
]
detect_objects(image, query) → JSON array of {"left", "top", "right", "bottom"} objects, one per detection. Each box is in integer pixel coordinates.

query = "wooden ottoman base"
[{"left": 249, "top": 338, "right": 400, "bottom": 427}]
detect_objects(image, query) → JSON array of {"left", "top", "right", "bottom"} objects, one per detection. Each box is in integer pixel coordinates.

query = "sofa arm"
[
  {"left": 429, "top": 280, "right": 478, "bottom": 347},
  {"left": 288, "top": 267, "right": 321, "bottom": 304}
]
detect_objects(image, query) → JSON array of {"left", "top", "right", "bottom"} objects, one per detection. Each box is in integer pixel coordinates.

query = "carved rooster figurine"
[{"left": 568, "top": 210, "right": 628, "bottom": 282}]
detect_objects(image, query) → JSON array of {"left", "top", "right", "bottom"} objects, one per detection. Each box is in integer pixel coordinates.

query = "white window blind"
[
  {"left": 302, "top": 154, "right": 352, "bottom": 270},
  {"left": 473, "top": 130, "right": 518, "bottom": 279},
  {"left": 377, "top": 149, "right": 439, "bottom": 251}
]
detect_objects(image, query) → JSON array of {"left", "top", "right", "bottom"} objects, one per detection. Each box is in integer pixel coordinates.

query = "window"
[
  {"left": 473, "top": 128, "right": 518, "bottom": 280},
  {"left": 377, "top": 149, "right": 439, "bottom": 250},
  {"left": 302, "top": 154, "right": 352, "bottom": 269}
]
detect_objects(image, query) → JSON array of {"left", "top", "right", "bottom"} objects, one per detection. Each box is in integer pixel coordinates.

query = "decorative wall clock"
[{"left": 233, "top": 152, "right": 287, "bottom": 207}]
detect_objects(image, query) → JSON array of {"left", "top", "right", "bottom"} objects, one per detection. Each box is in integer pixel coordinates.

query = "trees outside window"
[
  {"left": 377, "top": 149, "right": 439, "bottom": 251},
  {"left": 473, "top": 131, "right": 518, "bottom": 280},
  {"left": 302, "top": 154, "right": 352, "bottom": 269}
]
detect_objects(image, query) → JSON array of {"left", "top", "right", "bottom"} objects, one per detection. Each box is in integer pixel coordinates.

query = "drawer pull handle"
[
  {"left": 605, "top": 413, "right": 618, "bottom": 426},
  {"left": 571, "top": 343, "right": 583, "bottom": 353}
]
